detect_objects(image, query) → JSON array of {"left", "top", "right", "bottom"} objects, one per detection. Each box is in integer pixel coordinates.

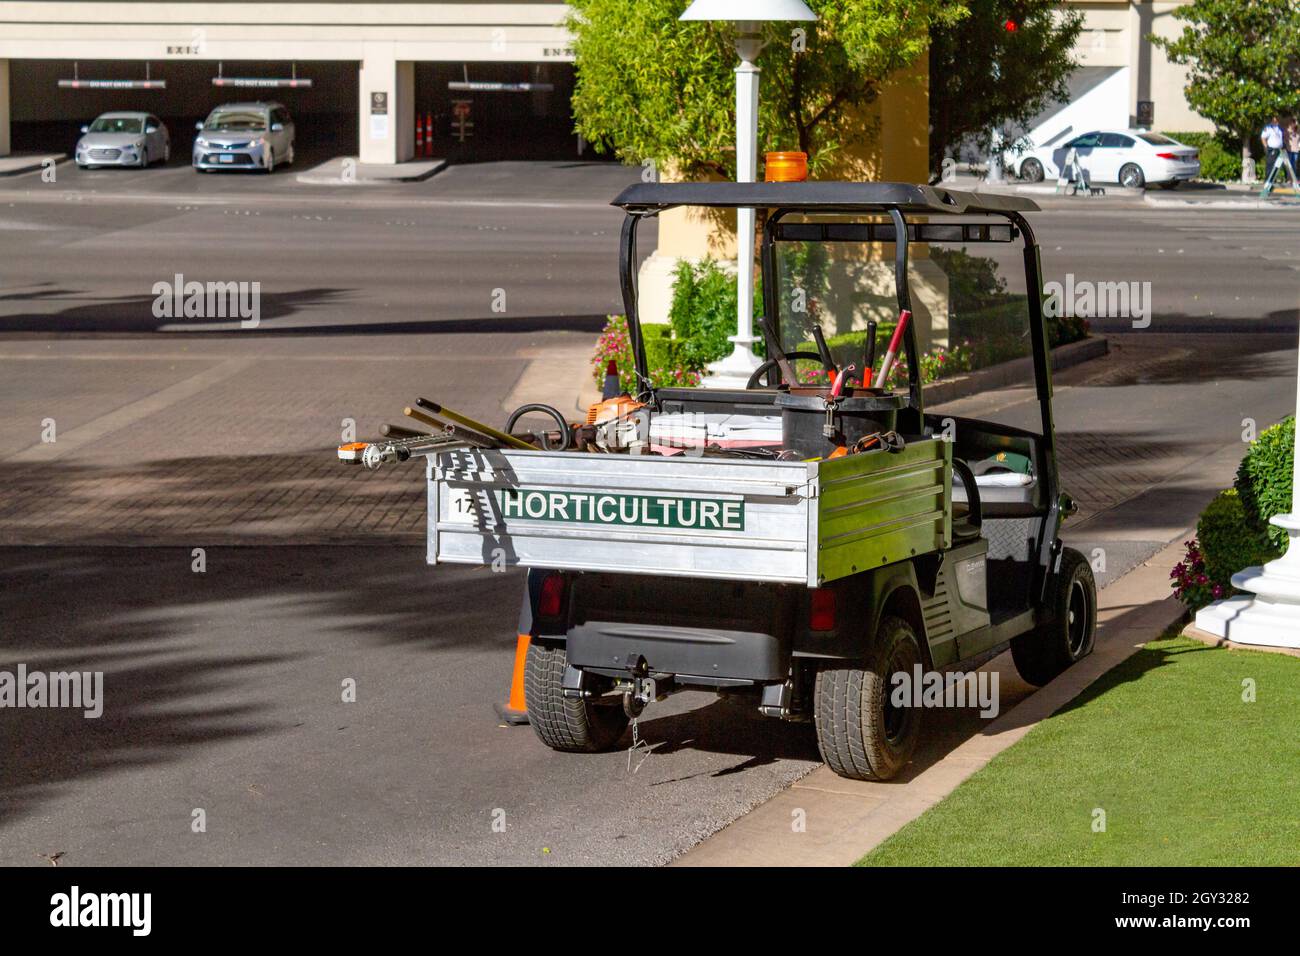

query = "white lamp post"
[
  {"left": 680, "top": 0, "right": 818, "bottom": 389},
  {"left": 1195, "top": 328, "right": 1300, "bottom": 648}
]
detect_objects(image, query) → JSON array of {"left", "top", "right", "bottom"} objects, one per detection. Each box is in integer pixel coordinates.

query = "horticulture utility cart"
[{"left": 372, "top": 182, "right": 1096, "bottom": 781}]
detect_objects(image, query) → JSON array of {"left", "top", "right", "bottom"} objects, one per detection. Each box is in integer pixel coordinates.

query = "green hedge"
[
  {"left": 1173, "top": 491, "right": 1277, "bottom": 612},
  {"left": 1174, "top": 418, "right": 1292, "bottom": 611},
  {"left": 1162, "top": 131, "right": 1249, "bottom": 182},
  {"left": 667, "top": 259, "right": 762, "bottom": 369},
  {"left": 1236, "top": 416, "right": 1295, "bottom": 551},
  {"left": 1199, "top": 490, "right": 1278, "bottom": 587}
]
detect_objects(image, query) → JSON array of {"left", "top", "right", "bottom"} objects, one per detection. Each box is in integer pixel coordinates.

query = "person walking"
[
  {"left": 1261, "top": 116, "right": 1284, "bottom": 180},
  {"left": 1286, "top": 117, "right": 1300, "bottom": 179}
]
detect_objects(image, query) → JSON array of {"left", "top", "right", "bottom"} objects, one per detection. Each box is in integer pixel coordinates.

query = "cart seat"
[{"left": 952, "top": 470, "right": 1038, "bottom": 518}]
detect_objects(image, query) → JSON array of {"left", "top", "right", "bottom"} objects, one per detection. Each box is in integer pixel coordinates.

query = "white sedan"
[{"left": 1007, "top": 129, "right": 1200, "bottom": 189}]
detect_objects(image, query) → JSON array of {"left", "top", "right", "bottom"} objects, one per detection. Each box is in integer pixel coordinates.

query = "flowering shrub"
[
  {"left": 1171, "top": 539, "right": 1221, "bottom": 612},
  {"left": 1170, "top": 489, "right": 1279, "bottom": 612},
  {"left": 591, "top": 315, "right": 702, "bottom": 394}
]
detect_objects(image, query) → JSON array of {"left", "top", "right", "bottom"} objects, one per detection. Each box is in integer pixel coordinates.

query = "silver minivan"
[{"left": 193, "top": 102, "right": 296, "bottom": 173}]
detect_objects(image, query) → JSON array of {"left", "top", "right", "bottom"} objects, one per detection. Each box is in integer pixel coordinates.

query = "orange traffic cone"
[
  {"left": 495, "top": 633, "right": 530, "bottom": 725},
  {"left": 425, "top": 112, "right": 434, "bottom": 157},
  {"left": 415, "top": 114, "right": 424, "bottom": 154},
  {"left": 601, "top": 359, "right": 621, "bottom": 400}
]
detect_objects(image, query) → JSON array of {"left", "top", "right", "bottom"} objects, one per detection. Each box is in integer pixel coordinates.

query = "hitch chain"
[{"left": 623, "top": 658, "right": 655, "bottom": 773}]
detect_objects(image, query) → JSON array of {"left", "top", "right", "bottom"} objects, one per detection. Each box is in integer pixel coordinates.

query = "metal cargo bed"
[{"left": 428, "top": 439, "right": 951, "bottom": 588}]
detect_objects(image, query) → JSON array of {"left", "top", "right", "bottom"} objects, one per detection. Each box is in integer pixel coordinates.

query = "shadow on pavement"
[
  {"left": 0, "top": 545, "right": 523, "bottom": 828},
  {"left": 0, "top": 287, "right": 608, "bottom": 336},
  {"left": 0, "top": 287, "right": 351, "bottom": 334}
]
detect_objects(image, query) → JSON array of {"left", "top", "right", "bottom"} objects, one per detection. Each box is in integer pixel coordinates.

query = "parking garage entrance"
[
  {"left": 9, "top": 59, "right": 357, "bottom": 167},
  {"left": 8, "top": 58, "right": 594, "bottom": 167}
]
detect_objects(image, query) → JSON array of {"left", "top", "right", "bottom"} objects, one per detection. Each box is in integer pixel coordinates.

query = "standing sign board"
[{"left": 370, "top": 91, "right": 389, "bottom": 140}]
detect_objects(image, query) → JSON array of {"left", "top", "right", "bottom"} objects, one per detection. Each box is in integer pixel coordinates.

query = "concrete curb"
[
  {"left": 924, "top": 336, "right": 1108, "bottom": 407},
  {"left": 1144, "top": 193, "right": 1300, "bottom": 209},
  {"left": 0, "top": 153, "right": 65, "bottom": 176},
  {"left": 1181, "top": 622, "right": 1300, "bottom": 658},
  {"left": 672, "top": 537, "right": 1189, "bottom": 867},
  {"left": 295, "top": 157, "right": 447, "bottom": 185}
]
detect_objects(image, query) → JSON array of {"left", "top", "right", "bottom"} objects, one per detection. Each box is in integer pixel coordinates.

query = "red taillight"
[
  {"left": 1155, "top": 152, "right": 1177, "bottom": 159},
  {"left": 810, "top": 589, "right": 836, "bottom": 632},
  {"left": 538, "top": 572, "right": 565, "bottom": 618}
]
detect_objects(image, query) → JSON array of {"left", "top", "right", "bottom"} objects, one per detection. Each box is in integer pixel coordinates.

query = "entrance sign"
[{"left": 369, "top": 91, "right": 389, "bottom": 140}]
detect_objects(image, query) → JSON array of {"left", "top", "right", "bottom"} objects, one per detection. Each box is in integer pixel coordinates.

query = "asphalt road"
[
  {"left": 0, "top": 160, "right": 643, "bottom": 335},
  {"left": 1, "top": 163, "right": 1298, "bottom": 865},
  {"left": 1, "top": 159, "right": 1297, "bottom": 335}
]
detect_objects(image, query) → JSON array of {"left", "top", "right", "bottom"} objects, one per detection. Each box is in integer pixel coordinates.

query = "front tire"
[
  {"left": 524, "top": 643, "right": 628, "bottom": 753},
  {"left": 1119, "top": 163, "right": 1146, "bottom": 189},
  {"left": 814, "top": 616, "right": 923, "bottom": 781},
  {"left": 1011, "top": 547, "right": 1097, "bottom": 686},
  {"left": 1020, "top": 158, "right": 1045, "bottom": 183}
]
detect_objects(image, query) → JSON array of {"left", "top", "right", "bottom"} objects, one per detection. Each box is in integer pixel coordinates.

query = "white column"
[
  {"left": 704, "top": 30, "right": 764, "bottom": 388},
  {"left": 0, "top": 60, "right": 10, "bottom": 157},
  {"left": 358, "top": 51, "right": 414, "bottom": 165},
  {"left": 1195, "top": 326, "right": 1300, "bottom": 647}
]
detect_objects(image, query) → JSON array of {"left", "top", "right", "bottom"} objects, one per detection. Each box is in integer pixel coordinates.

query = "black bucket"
[{"left": 775, "top": 389, "right": 905, "bottom": 458}]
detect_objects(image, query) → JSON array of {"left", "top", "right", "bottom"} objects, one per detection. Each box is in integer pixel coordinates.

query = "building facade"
[
  {"left": 1032, "top": 1, "right": 1213, "bottom": 145},
  {"left": 0, "top": 2, "right": 575, "bottom": 160}
]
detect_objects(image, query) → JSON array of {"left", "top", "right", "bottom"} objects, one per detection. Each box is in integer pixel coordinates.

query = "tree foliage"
[
  {"left": 1152, "top": 0, "right": 1300, "bottom": 153},
  {"left": 567, "top": 0, "right": 966, "bottom": 178},
  {"left": 928, "top": 0, "right": 1082, "bottom": 176}
]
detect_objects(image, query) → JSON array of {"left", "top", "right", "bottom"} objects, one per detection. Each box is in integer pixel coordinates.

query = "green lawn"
[{"left": 858, "top": 637, "right": 1300, "bottom": 866}]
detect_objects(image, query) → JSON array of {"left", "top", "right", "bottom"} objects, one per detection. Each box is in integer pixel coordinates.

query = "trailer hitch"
[{"left": 621, "top": 657, "right": 656, "bottom": 719}]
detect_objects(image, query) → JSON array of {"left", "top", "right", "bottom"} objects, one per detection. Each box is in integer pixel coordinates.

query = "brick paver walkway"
[{"left": 0, "top": 333, "right": 1282, "bottom": 545}]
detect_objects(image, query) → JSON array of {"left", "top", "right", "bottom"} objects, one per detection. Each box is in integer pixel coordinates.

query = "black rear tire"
[
  {"left": 1011, "top": 547, "right": 1097, "bottom": 686},
  {"left": 524, "top": 643, "right": 628, "bottom": 753},
  {"left": 1020, "top": 158, "right": 1045, "bottom": 183},
  {"left": 814, "top": 616, "right": 922, "bottom": 781}
]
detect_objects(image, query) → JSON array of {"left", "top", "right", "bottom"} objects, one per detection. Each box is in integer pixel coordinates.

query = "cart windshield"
[{"left": 766, "top": 212, "right": 1055, "bottom": 432}]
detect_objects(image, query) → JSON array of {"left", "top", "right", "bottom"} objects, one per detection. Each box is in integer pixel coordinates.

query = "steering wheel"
[
  {"left": 505, "top": 403, "right": 572, "bottom": 451},
  {"left": 951, "top": 458, "right": 982, "bottom": 531},
  {"left": 746, "top": 351, "right": 828, "bottom": 389}
]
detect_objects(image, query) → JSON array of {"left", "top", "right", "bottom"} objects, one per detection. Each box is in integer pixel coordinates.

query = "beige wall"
[
  {"left": 1069, "top": 0, "right": 1212, "bottom": 132},
  {"left": 0, "top": 4, "right": 573, "bottom": 62}
]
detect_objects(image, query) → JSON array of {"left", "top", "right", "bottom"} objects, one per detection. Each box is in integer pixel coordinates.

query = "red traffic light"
[{"left": 1004, "top": 19, "right": 1018, "bottom": 32}]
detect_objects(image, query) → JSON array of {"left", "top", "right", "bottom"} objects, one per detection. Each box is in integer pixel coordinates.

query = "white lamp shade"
[{"left": 680, "top": 0, "right": 817, "bottom": 21}]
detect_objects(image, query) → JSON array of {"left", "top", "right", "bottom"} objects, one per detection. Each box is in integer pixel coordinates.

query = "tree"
[
  {"left": 928, "top": 0, "right": 1082, "bottom": 178},
  {"left": 567, "top": 0, "right": 966, "bottom": 179},
  {"left": 1151, "top": 0, "right": 1300, "bottom": 172}
]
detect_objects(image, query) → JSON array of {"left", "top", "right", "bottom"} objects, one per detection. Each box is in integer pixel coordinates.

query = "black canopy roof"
[{"left": 612, "top": 181, "right": 1039, "bottom": 215}]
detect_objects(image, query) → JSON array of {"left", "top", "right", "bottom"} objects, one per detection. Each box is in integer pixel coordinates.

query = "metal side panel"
[
  {"left": 813, "top": 439, "right": 951, "bottom": 585},
  {"left": 430, "top": 449, "right": 816, "bottom": 584}
]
